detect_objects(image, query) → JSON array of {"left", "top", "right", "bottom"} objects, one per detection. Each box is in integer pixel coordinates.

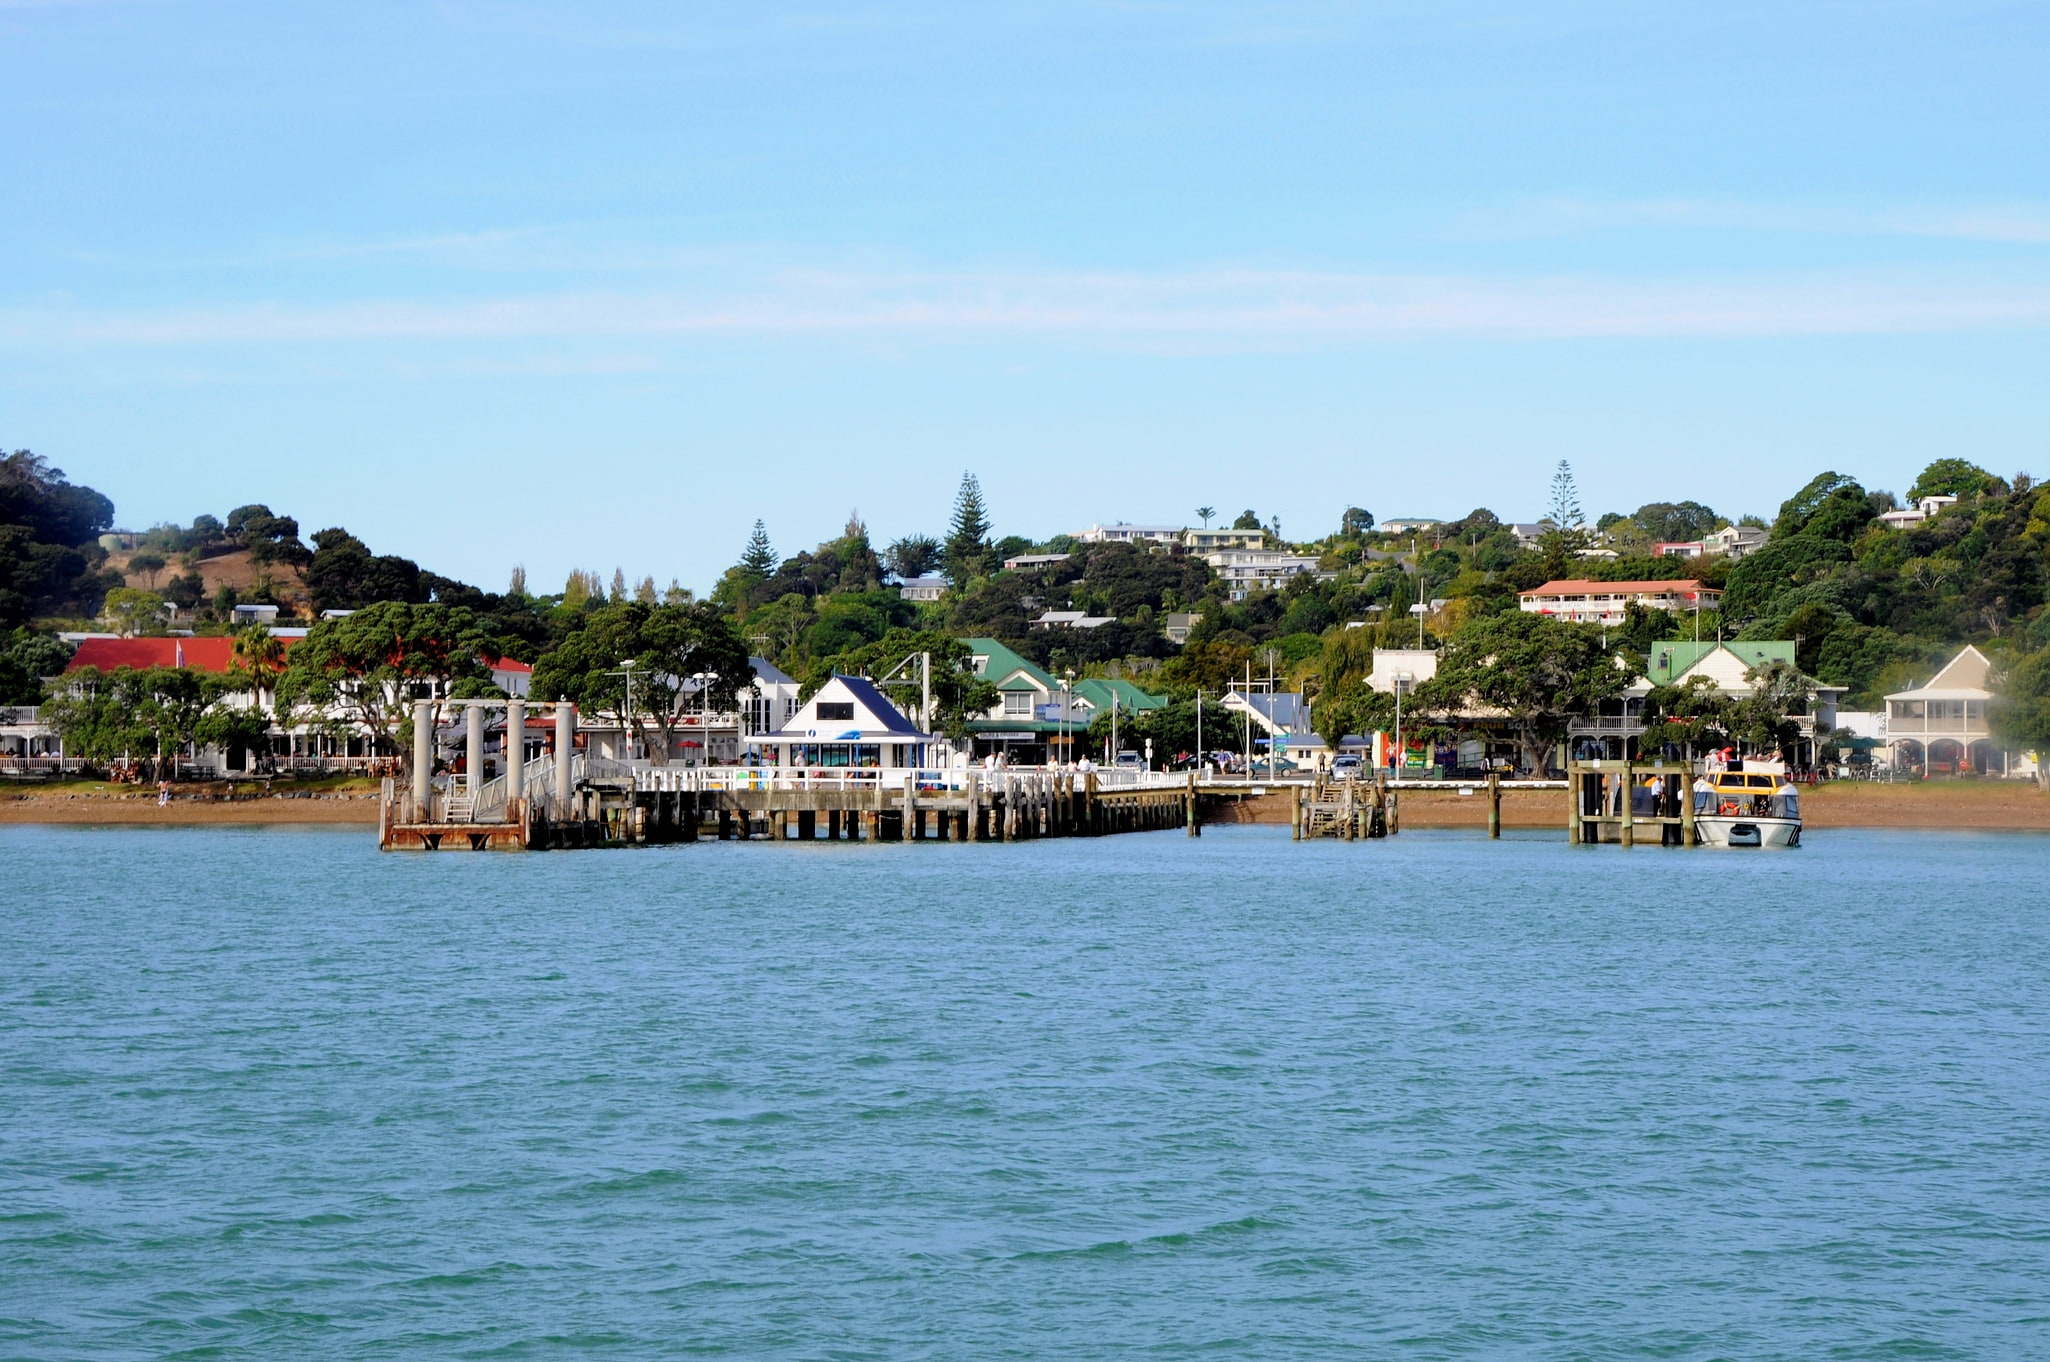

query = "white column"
[
  {"left": 554, "top": 700, "right": 575, "bottom": 811},
  {"left": 507, "top": 700, "right": 525, "bottom": 802},
  {"left": 411, "top": 699, "right": 433, "bottom": 811},
  {"left": 466, "top": 703, "right": 485, "bottom": 800}
]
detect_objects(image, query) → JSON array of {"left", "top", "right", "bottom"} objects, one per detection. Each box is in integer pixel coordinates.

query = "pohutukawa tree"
[
  {"left": 275, "top": 601, "right": 497, "bottom": 755},
  {"left": 528, "top": 600, "right": 753, "bottom": 762}
]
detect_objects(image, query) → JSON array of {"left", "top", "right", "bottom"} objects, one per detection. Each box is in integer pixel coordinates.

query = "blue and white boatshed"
[{"left": 766, "top": 674, "right": 941, "bottom": 769}]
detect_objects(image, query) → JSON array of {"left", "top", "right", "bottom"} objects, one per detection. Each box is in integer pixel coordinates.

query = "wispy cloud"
[
  {"left": 9, "top": 266, "right": 2050, "bottom": 348},
  {"left": 1473, "top": 197, "right": 2050, "bottom": 245}
]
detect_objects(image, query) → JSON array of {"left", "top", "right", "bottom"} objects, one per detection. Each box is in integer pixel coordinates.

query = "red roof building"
[
  {"left": 1517, "top": 579, "right": 1721, "bottom": 627},
  {"left": 64, "top": 636, "right": 286, "bottom": 674}
]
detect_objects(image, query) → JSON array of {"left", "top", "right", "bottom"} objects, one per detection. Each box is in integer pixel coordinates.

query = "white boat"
[{"left": 1693, "top": 761, "right": 1801, "bottom": 848}]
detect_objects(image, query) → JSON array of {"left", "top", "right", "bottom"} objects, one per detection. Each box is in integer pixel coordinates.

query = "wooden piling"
[{"left": 1487, "top": 771, "right": 1501, "bottom": 839}]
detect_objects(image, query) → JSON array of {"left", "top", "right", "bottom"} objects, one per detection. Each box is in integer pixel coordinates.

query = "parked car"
[
  {"left": 1331, "top": 753, "right": 1364, "bottom": 779},
  {"left": 1113, "top": 751, "right": 1144, "bottom": 770}
]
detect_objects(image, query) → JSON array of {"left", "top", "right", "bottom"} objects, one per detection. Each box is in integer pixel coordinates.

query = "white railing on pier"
[
  {"left": 466, "top": 751, "right": 573, "bottom": 821},
  {"left": 615, "top": 764, "right": 1191, "bottom": 796}
]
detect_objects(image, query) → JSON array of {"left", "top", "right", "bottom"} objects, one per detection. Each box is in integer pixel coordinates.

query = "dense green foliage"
[
  {"left": 275, "top": 602, "right": 498, "bottom": 751},
  {"left": 0, "top": 450, "right": 118, "bottom": 628},
  {"left": 528, "top": 600, "right": 753, "bottom": 758},
  {"left": 11, "top": 447, "right": 2050, "bottom": 770}
]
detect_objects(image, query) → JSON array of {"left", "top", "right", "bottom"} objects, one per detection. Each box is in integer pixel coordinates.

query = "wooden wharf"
[
  {"left": 380, "top": 720, "right": 1203, "bottom": 852},
  {"left": 1565, "top": 759, "right": 1699, "bottom": 847}
]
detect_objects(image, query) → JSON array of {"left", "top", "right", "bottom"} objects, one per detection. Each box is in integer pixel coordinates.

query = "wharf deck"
[{"left": 378, "top": 767, "right": 1199, "bottom": 850}]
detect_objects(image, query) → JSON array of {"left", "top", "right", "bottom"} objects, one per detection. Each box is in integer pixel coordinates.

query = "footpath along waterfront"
[{"left": 5, "top": 824, "right": 2050, "bottom": 1359}]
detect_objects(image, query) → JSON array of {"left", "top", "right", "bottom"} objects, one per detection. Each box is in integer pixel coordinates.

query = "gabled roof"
[
  {"left": 66, "top": 636, "right": 277, "bottom": 674},
  {"left": 1645, "top": 639, "right": 1793, "bottom": 687},
  {"left": 769, "top": 673, "right": 928, "bottom": 739},
  {"left": 1223, "top": 689, "right": 1308, "bottom": 733},
  {"left": 1629, "top": 641, "right": 1837, "bottom": 698},
  {"left": 1072, "top": 678, "right": 1168, "bottom": 712},
  {"left": 750, "top": 656, "right": 796, "bottom": 686},
  {"left": 1886, "top": 645, "right": 1995, "bottom": 702},
  {"left": 1522, "top": 579, "right": 1715, "bottom": 597},
  {"left": 831, "top": 674, "right": 926, "bottom": 734},
  {"left": 961, "top": 637, "right": 1056, "bottom": 690}
]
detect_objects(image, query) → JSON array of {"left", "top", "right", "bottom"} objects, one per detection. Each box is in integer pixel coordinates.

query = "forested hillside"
[{"left": 7, "top": 450, "right": 2050, "bottom": 765}]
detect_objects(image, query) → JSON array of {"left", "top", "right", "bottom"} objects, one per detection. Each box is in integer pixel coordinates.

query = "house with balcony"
[
  {"left": 1705, "top": 525, "right": 1769, "bottom": 558},
  {"left": 960, "top": 638, "right": 1165, "bottom": 763},
  {"left": 1883, "top": 645, "right": 2026, "bottom": 777},
  {"left": 898, "top": 575, "right": 949, "bottom": 602},
  {"left": 1205, "top": 549, "right": 1327, "bottom": 600},
  {"left": 1877, "top": 494, "right": 1961, "bottom": 531},
  {"left": 1518, "top": 579, "right": 1721, "bottom": 626},
  {"left": 1073, "top": 523, "right": 1184, "bottom": 547},
  {"left": 1568, "top": 640, "right": 1842, "bottom": 768},
  {"left": 1183, "top": 527, "right": 1267, "bottom": 553}
]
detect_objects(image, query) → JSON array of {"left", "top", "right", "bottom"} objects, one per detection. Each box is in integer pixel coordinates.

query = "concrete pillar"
[
  {"left": 411, "top": 699, "right": 433, "bottom": 815},
  {"left": 466, "top": 703, "right": 485, "bottom": 805},
  {"left": 507, "top": 700, "right": 526, "bottom": 802},
  {"left": 554, "top": 701, "right": 575, "bottom": 813}
]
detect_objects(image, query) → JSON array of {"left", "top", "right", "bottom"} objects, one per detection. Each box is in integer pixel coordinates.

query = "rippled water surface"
[{"left": 5, "top": 823, "right": 2050, "bottom": 1359}]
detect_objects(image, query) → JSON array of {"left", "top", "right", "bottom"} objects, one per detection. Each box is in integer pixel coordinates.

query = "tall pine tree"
[
  {"left": 944, "top": 473, "right": 993, "bottom": 583},
  {"left": 739, "top": 520, "right": 777, "bottom": 577}
]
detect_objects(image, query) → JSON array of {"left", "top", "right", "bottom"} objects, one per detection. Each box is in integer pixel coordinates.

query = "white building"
[
  {"left": 1073, "top": 523, "right": 1184, "bottom": 547},
  {"left": 1705, "top": 524, "right": 1769, "bottom": 558},
  {"left": 1380, "top": 519, "right": 1442, "bottom": 536},
  {"left": 1883, "top": 644, "right": 2027, "bottom": 777},
  {"left": 1205, "top": 549, "right": 1326, "bottom": 600},
  {"left": 762, "top": 674, "right": 939, "bottom": 769},
  {"left": 1518, "top": 579, "right": 1722, "bottom": 626},
  {"left": 898, "top": 576, "right": 949, "bottom": 602},
  {"left": 1365, "top": 648, "right": 1440, "bottom": 694},
  {"left": 1183, "top": 527, "right": 1267, "bottom": 552},
  {"left": 1030, "top": 610, "right": 1115, "bottom": 629},
  {"left": 1877, "top": 494, "right": 1961, "bottom": 531},
  {"left": 1003, "top": 553, "right": 1072, "bottom": 571}
]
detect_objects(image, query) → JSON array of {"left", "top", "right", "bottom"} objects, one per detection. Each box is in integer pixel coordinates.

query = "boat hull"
[{"left": 1694, "top": 815, "right": 1801, "bottom": 848}]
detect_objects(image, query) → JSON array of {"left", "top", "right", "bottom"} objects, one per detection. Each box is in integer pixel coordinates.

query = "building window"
[
  {"left": 817, "top": 702, "right": 855, "bottom": 721},
  {"left": 1002, "top": 692, "right": 1033, "bottom": 717}
]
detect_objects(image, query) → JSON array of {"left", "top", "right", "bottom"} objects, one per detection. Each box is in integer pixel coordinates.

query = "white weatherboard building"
[
  {"left": 1883, "top": 644, "right": 2032, "bottom": 778},
  {"left": 763, "top": 674, "right": 939, "bottom": 769},
  {"left": 1518, "top": 579, "right": 1721, "bottom": 626}
]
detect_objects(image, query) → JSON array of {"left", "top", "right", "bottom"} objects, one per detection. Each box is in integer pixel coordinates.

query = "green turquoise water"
[{"left": 4, "top": 824, "right": 2049, "bottom": 1359}]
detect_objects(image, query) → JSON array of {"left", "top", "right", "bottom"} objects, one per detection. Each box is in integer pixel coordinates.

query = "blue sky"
[{"left": 4, "top": 0, "right": 2047, "bottom": 593}]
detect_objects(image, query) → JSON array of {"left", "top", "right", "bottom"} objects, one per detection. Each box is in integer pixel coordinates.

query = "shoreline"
[
  {"left": 1203, "top": 781, "right": 2050, "bottom": 832},
  {"left": 2, "top": 781, "right": 2046, "bottom": 831}
]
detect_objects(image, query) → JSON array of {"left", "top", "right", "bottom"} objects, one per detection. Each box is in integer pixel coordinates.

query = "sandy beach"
[
  {"left": 6, "top": 780, "right": 2046, "bottom": 831},
  {"left": 1203, "top": 782, "right": 2050, "bottom": 832}
]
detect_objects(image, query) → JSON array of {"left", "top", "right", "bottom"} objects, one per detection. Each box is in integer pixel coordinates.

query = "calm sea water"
[{"left": 5, "top": 824, "right": 2049, "bottom": 1360}]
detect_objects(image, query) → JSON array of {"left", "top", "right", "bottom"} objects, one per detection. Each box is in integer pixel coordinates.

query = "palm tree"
[
  {"left": 231, "top": 624, "right": 287, "bottom": 725},
  {"left": 1196, "top": 506, "right": 1215, "bottom": 528}
]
